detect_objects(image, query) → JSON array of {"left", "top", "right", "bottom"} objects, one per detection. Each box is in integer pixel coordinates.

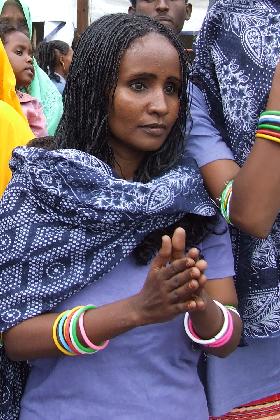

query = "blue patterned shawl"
[
  {"left": 0, "top": 146, "right": 215, "bottom": 419},
  {"left": 193, "top": 0, "right": 280, "bottom": 338}
]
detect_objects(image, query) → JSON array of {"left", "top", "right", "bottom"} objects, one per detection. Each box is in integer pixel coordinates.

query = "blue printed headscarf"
[{"left": 193, "top": 0, "right": 280, "bottom": 338}]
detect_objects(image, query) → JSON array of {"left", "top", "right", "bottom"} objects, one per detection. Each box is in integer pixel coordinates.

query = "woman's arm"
[
  {"left": 3, "top": 229, "right": 205, "bottom": 361},
  {"left": 200, "top": 62, "right": 280, "bottom": 237},
  {"left": 4, "top": 229, "right": 242, "bottom": 361}
]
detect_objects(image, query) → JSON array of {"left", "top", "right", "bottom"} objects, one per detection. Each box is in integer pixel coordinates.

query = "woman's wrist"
[{"left": 189, "top": 292, "right": 224, "bottom": 340}]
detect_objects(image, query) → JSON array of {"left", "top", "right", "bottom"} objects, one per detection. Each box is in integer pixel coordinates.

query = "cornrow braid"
[
  {"left": 36, "top": 40, "right": 70, "bottom": 83},
  {"left": 56, "top": 13, "right": 190, "bottom": 182}
]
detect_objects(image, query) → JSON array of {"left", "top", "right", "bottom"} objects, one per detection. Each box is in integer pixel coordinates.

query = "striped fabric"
[{"left": 210, "top": 394, "right": 280, "bottom": 419}]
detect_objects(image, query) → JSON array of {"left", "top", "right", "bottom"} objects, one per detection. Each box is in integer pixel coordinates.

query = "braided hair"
[
  {"left": 36, "top": 40, "right": 70, "bottom": 82},
  {"left": 56, "top": 13, "right": 189, "bottom": 182},
  {"left": 36, "top": 14, "right": 218, "bottom": 264}
]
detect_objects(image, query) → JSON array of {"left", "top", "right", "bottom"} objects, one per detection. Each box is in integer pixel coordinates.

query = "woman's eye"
[
  {"left": 164, "top": 83, "right": 177, "bottom": 95},
  {"left": 16, "top": 50, "right": 23, "bottom": 56},
  {"left": 130, "top": 81, "right": 146, "bottom": 91}
]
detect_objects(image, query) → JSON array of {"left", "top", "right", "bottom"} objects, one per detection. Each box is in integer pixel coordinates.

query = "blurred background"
[{"left": 23, "top": 0, "right": 213, "bottom": 48}]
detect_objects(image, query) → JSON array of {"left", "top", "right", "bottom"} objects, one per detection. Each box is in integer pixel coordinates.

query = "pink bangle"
[
  {"left": 78, "top": 312, "right": 109, "bottom": 351},
  {"left": 205, "top": 310, "right": 234, "bottom": 348}
]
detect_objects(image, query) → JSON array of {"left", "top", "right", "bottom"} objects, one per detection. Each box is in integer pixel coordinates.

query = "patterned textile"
[
  {"left": 193, "top": 0, "right": 280, "bottom": 338},
  {"left": 0, "top": 146, "right": 215, "bottom": 419},
  {"left": 210, "top": 393, "right": 280, "bottom": 419}
]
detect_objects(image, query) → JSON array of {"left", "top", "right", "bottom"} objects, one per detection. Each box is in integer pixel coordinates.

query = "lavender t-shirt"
[{"left": 20, "top": 218, "right": 234, "bottom": 420}]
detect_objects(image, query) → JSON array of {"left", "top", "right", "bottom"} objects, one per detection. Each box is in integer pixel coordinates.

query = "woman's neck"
[
  {"left": 54, "top": 67, "right": 65, "bottom": 79},
  {"left": 110, "top": 142, "right": 145, "bottom": 181}
]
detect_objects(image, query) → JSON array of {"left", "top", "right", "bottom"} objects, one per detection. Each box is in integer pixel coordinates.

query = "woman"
[
  {"left": 36, "top": 40, "right": 73, "bottom": 94},
  {"left": 0, "top": 0, "right": 63, "bottom": 135},
  {"left": 0, "top": 39, "right": 33, "bottom": 195},
  {"left": 0, "top": 14, "right": 242, "bottom": 420},
  {"left": 186, "top": 0, "right": 280, "bottom": 418}
]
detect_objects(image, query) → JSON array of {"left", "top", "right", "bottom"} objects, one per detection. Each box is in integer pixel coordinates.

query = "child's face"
[{"left": 4, "top": 31, "right": 34, "bottom": 89}]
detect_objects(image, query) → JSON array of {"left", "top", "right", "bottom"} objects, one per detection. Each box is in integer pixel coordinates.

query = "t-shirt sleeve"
[
  {"left": 185, "top": 82, "right": 234, "bottom": 168},
  {"left": 201, "top": 215, "right": 235, "bottom": 280}
]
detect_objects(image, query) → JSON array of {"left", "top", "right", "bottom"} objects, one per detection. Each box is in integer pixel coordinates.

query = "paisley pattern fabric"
[
  {"left": 0, "top": 146, "right": 215, "bottom": 419},
  {"left": 194, "top": 0, "right": 280, "bottom": 338}
]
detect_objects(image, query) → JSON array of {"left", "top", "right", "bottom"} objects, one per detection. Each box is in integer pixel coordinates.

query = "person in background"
[
  {"left": 130, "top": 0, "right": 280, "bottom": 418},
  {"left": 36, "top": 40, "right": 73, "bottom": 95},
  {"left": 0, "top": 38, "right": 33, "bottom": 195},
  {"left": 188, "top": 0, "right": 280, "bottom": 418},
  {"left": 0, "top": 23, "right": 47, "bottom": 137},
  {"left": 129, "top": 0, "right": 192, "bottom": 34},
  {"left": 0, "top": 0, "right": 63, "bottom": 135},
  {"left": 0, "top": 13, "right": 242, "bottom": 420}
]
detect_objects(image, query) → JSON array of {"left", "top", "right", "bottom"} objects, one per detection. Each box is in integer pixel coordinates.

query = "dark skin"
[
  {"left": 200, "top": 62, "right": 280, "bottom": 238},
  {"left": 54, "top": 47, "right": 73, "bottom": 79},
  {"left": 129, "top": 0, "right": 192, "bottom": 34},
  {"left": 4, "top": 31, "right": 34, "bottom": 89},
  {"left": 4, "top": 33, "right": 242, "bottom": 362}
]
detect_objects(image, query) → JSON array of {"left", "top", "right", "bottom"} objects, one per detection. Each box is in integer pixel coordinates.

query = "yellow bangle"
[
  {"left": 52, "top": 310, "right": 76, "bottom": 356},
  {"left": 256, "top": 133, "right": 280, "bottom": 144}
]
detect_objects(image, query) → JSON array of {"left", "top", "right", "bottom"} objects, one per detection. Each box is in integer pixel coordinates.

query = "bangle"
[
  {"left": 258, "top": 123, "right": 280, "bottom": 132},
  {"left": 52, "top": 311, "right": 77, "bottom": 356},
  {"left": 257, "top": 129, "right": 280, "bottom": 139},
  {"left": 219, "top": 180, "right": 233, "bottom": 224},
  {"left": 70, "top": 305, "right": 98, "bottom": 354},
  {"left": 259, "top": 115, "right": 280, "bottom": 125},
  {"left": 206, "top": 310, "right": 234, "bottom": 348},
  {"left": 261, "top": 110, "right": 280, "bottom": 117},
  {"left": 256, "top": 133, "right": 280, "bottom": 144},
  {"left": 64, "top": 306, "right": 84, "bottom": 355},
  {"left": 57, "top": 310, "right": 75, "bottom": 354},
  {"left": 184, "top": 300, "right": 229, "bottom": 345},
  {"left": 79, "top": 311, "right": 110, "bottom": 351},
  {"left": 225, "top": 305, "right": 240, "bottom": 317}
]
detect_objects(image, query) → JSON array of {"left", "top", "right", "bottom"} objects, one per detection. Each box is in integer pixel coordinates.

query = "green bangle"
[
  {"left": 261, "top": 110, "right": 280, "bottom": 117},
  {"left": 71, "top": 305, "right": 98, "bottom": 354},
  {"left": 220, "top": 180, "right": 233, "bottom": 224},
  {"left": 258, "top": 123, "right": 280, "bottom": 132}
]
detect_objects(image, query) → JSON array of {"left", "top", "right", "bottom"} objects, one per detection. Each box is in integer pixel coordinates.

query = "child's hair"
[
  {"left": 36, "top": 40, "right": 71, "bottom": 82},
  {"left": 56, "top": 13, "right": 190, "bottom": 183},
  {"left": 0, "top": 21, "right": 19, "bottom": 45}
]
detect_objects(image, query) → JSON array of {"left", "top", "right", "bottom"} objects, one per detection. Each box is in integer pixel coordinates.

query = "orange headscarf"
[{"left": 0, "top": 40, "right": 34, "bottom": 196}]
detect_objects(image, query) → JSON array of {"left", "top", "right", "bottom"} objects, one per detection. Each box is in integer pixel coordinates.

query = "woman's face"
[
  {"left": 1, "top": 3, "right": 26, "bottom": 29},
  {"left": 108, "top": 32, "right": 181, "bottom": 162}
]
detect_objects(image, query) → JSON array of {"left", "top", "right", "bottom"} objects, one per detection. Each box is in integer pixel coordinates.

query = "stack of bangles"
[
  {"left": 52, "top": 305, "right": 109, "bottom": 356},
  {"left": 184, "top": 300, "right": 240, "bottom": 348},
  {"left": 219, "top": 110, "right": 280, "bottom": 224},
  {"left": 256, "top": 110, "right": 280, "bottom": 144}
]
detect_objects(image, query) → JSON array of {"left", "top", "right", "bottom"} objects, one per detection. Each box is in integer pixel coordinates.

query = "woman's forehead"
[{"left": 120, "top": 33, "right": 180, "bottom": 78}]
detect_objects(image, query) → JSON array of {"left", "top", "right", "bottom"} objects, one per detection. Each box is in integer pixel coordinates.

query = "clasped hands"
[{"left": 135, "top": 227, "right": 208, "bottom": 325}]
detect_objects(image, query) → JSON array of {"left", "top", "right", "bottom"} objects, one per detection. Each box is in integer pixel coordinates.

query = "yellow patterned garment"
[{"left": 0, "top": 40, "right": 33, "bottom": 196}]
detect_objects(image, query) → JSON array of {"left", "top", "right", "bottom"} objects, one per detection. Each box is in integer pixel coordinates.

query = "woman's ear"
[{"left": 59, "top": 56, "right": 66, "bottom": 72}]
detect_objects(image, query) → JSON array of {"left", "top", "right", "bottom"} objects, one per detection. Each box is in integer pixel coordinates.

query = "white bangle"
[
  {"left": 225, "top": 305, "right": 240, "bottom": 317},
  {"left": 184, "top": 300, "right": 229, "bottom": 345}
]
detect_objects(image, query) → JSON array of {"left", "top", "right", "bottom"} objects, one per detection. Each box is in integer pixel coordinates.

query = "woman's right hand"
[{"left": 133, "top": 228, "right": 207, "bottom": 326}]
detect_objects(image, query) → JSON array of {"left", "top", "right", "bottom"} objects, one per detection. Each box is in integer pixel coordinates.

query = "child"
[
  {"left": 0, "top": 22, "right": 47, "bottom": 137},
  {"left": 36, "top": 40, "right": 73, "bottom": 95}
]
